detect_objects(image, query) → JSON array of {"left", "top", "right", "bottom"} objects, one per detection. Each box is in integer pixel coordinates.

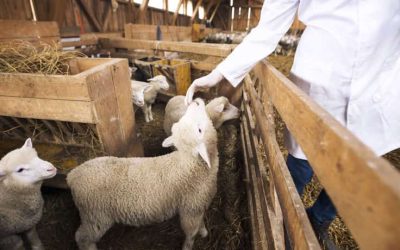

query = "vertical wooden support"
[
  {"left": 172, "top": 0, "right": 183, "bottom": 25},
  {"left": 85, "top": 59, "right": 143, "bottom": 157},
  {"left": 191, "top": 0, "right": 203, "bottom": 22},
  {"left": 139, "top": 0, "right": 149, "bottom": 24},
  {"left": 209, "top": 0, "right": 221, "bottom": 23}
]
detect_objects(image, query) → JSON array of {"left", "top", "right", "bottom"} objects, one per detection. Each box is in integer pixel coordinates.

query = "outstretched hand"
[{"left": 185, "top": 69, "right": 224, "bottom": 105}]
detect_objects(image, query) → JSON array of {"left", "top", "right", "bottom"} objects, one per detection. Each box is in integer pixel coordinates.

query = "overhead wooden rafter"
[
  {"left": 209, "top": 0, "right": 221, "bottom": 22},
  {"left": 191, "top": 0, "right": 203, "bottom": 22},
  {"left": 76, "top": 0, "right": 102, "bottom": 31},
  {"left": 204, "top": 0, "right": 215, "bottom": 20},
  {"left": 163, "top": 0, "right": 168, "bottom": 24},
  {"left": 171, "top": 0, "right": 184, "bottom": 25},
  {"left": 138, "top": 0, "right": 149, "bottom": 24}
]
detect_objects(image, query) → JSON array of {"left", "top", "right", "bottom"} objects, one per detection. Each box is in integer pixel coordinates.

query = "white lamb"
[
  {"left": 0, "top": 138, "right": 57, "bottom": 250},
  {"left": 163, "top": 95, "right": 240, "bottom": 135},
  {"left": 131, "top": 75, "right": 169, "bottom": 122},
  {"left": 67, "top": 98, "right": 218, "bottom": 250}
]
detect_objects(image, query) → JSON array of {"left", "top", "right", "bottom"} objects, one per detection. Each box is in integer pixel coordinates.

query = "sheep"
[
  {"left": 163, "top": 95, "right": 240, "bottom": 136},
  {"left": 130, "top": 81, "right": 153, "bottom": 108},
  {"left": 0, "top": 138, "right": 57, "bottom": 250},
  {"left": 67, "top": 98, "right": 218, "bottom": 250},
  {"left": 131, "top": 75, "right": 169, "bottom": 122}
]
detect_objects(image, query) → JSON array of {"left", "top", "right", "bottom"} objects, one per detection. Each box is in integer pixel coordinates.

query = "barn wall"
[{"left": 0, "top": 0, "right": 193, "bottom": 37}]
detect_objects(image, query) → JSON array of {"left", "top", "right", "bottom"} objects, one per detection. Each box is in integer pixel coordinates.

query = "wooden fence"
[{"left": 242, "top": 61, "right": 400, "bottom": 249}]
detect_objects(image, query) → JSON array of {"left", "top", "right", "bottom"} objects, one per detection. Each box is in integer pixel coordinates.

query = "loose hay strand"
[{"left": 0, "top": 40, "right": 85, "bottom": 75}]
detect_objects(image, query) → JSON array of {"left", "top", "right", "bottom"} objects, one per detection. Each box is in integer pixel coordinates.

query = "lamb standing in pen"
[
  {"left": 131, "top": 75, "right": 169, "bottom": 122},
  {"left": 163, "top": 95, "right": 240, "bottom": 135},
  {"left": 67, "top": 98, "right": 218, "bottom": 250},
  {"left": 0, "top": 138, "right": 57, "bottom": 250}
]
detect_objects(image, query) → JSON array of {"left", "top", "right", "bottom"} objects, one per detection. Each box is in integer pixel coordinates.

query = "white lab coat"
[{"left": 217, "top": 0, "right": 400, "bottom": 159}]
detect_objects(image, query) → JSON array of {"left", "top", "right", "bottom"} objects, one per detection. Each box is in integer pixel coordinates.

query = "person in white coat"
[{"left": 186, "top": 0, "right": 400, "bottom": 248}]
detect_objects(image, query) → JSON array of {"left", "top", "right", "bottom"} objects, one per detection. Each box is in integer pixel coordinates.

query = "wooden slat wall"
[{"left": 0, "top": 0, "right": 194, "bottom": 37}]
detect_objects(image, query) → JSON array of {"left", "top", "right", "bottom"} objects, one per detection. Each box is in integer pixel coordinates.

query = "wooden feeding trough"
[
  {"left": 0, "top": 58, "right": 143, "bottom": 157},
  {"left": 134, "top": 57, "right": 191, "bottom": 96}
]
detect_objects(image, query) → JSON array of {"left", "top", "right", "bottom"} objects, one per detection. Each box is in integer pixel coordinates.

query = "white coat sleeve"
[{"left": 216, "top": 0, "right": 299, "bottom": 87}]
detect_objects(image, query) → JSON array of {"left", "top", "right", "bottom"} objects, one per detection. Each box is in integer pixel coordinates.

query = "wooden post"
[
  {"left": 204, "top": 1, "right": 215, "bottom": 20},
  {"left": 209, "top": 0, "right": 221, "bottom": 23},
  {"left": 172, "top": 0, "right": 183, "bottom": 25},
  {"left": 163, "top": 0, "right": 169, "bottom": 24},
  {"left": 138, "top": 0, "right": 149, "bottom": 24},
  {"left": 191, "top": 0, "right": 203, "bottom": 23},
  {"left": 76, "top": 0, "right": 102, "bottom": 32}
]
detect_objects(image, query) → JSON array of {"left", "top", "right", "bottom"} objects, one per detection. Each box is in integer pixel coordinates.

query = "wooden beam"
[
  {"left": 102, "top": 0, "right": 112, "bottom": 32},
  {"left": 209, "top": 0, "right": 221, "bottom": 22},
  {"left": 163, "top": 0, "right": 169, "bottom": 24},
  {"left": 139, "top": 0, "right": 149, "bottom": 24},
  {"left": 101, "top": 37, "right": 236, "bottom": 57},
  {"left": 172, "top": 0, "right": 183, "bottom": 25},
  {"left": 244, "top": 76, "right": 320, "bottom": 249},
  {"left": 204, "top": 0, "right": 215, "bottom": 20},
  {"left": 191, "top": 0, "right": 203, "bottom": 22},
  {"left": 0, "top": 97, "right": 95, "bottom": 123},
  {"left": 254, "top": 61, "right": 400, "bottom": 249},
  {"left": 76, "top": 0, "right": 102, "bottom": 32}
]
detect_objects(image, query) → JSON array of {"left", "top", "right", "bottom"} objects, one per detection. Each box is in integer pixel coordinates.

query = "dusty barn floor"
[{"left": 0, "top": 103, "right": 249, "bottom": 250}]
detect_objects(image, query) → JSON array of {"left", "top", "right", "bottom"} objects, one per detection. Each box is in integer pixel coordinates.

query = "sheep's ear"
[
  {"left": 196, "top": 143, "right": 211, "bottom": 168},
  {"left": 162, "top": 136, "right": 174, "bottom": 148},
  {"left": 214, "top": 103, "right": 225, "bottom": 113},
  {"left": 22, "top": 138, "right": 32, "bottom": 148}
]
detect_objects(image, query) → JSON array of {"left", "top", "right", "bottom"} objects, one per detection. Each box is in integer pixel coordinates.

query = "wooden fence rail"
[{"left": 242, "top": 60, "right": 400, "bottom": 249}]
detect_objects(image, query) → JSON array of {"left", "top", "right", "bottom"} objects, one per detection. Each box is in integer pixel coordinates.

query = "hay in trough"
[{"left": 0, "top": 40, "right": 85, "bottom": 75}]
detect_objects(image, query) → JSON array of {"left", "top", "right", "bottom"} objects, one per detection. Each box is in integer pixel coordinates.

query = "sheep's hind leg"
[
  {"left": 180, "top": 212, "right": 204, "bottom": 250},
  {"left": 199, "top": 218, "right": 208, "bottom": 238},
  {"left": 149, "top": 104, "right": 154, "bottom": 121},
  {"left": 142, "top": 105, "right": 150, "bottom": 122},
  {"left": 75, "top": 219, "right": 113, "bottom": 250},
  {"left": 22, "top": 226, "right": 44, "bottom": 250}
]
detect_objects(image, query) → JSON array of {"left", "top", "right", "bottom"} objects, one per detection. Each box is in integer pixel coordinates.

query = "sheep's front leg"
[
  {"left": 149, "top": 104, "right": 154, "bottom": 121},
  {"left": 22, "top": 226, "right": 44, "bottom": 250},
  {"left": 142, "top": 105, "right": 150, "bottom": 123},
  {"left": 0, "top": 235, "right": 24, "bottom": 250},
  {"left": 180, "top": 212, "right": 204, "bottom": 250}
]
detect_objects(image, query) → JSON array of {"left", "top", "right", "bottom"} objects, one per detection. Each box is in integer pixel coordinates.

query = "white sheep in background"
[
  {"left": 163, "top": 95, "right": 240, "bottom": 135},
  {"left": 131, "top": 75, "right": 169, "bottom": 122},
  {"left": 67, "top": 98, "right": 219, "bottom": 250},
  {"left": 0, "top": 138, "right": 57, "bottom": 250}
]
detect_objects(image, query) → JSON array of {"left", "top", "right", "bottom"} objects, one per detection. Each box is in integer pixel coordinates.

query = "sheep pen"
[
  {"left": 0, "top": 53, "right": 398, "bottom": 250},
  {"left": 0, "top": 102, "right": 250, "bottom": 250}
]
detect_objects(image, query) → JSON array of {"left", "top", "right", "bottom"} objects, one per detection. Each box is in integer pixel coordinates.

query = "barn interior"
[{"left": 0, "top": 1, "right": 399, "bottom": 250}]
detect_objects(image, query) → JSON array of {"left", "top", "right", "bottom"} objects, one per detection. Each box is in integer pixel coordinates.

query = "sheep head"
[
  {"left": 0, "top": 138, "right": 56, "bottom": 187},
  {"left": 206, "top": 96, "right": 240, "bottom": 128},
  {"left": 148, "top": 75, "right": 170, "bottom": 90},
  {"left": 162, "top": 98, "right": 217, "bottom": 169},
  {"left": 131, "top": 82, "right": 153, "bottom": 107}
]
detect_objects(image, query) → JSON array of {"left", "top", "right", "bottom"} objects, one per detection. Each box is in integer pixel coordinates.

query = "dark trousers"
[{"left": 286, "top": 154, "right": 337, "bottom": 224}]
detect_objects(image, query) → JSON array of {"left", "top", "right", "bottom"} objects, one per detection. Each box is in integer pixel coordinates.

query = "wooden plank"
[
  {"left": 102, "top": 37, "right": 236, "bottom": 57},
  {"left": 109, "top": 59, "right": 143, "bottom": 156},
  {"left": 256, "top": 61, "right": 400, "bottom": 249},
  {"left": 244, "top": 75, "right": 320, "bottom": 249},
  {"left": 191, "top": 0, "right": 203, "bottom": 22},
  {"left": 209, "top": 0, "right": 221, "bottom": 22},
  {"left": 76, "top": 0, "right": 102, "bottom": 32},
  {"left": 139, "top": 0, "right": 149, "bottom": 24},
  {"left": 240, "top": 116, "right": 269, "bottom": 250},
  {"left": 172, "top": 60, "right": 191, "bottom": 95},
  {"left": 0, "top": 20, "right": 60, "bottom": 40},
  {"left": 0, "top": 96, "right": 94, "bottom": 123},
  {"left": 172, "top": 0, "right": 183, "bottom": 25},
  {"left": 0, "top": 73, "right": 90, "bottom": 101}
]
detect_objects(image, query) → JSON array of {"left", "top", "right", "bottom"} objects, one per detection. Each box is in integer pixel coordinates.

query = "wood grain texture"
[{"left": 254, "top": 61, "right": 400, "bottom": 249}]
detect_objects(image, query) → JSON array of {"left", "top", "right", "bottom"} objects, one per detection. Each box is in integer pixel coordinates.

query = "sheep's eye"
[
  {"left": 17, "top": 168, "right": 24, "bottom": 173},
  {"left": 198, "top": 128, "right": 202, "bottom": 133}
]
